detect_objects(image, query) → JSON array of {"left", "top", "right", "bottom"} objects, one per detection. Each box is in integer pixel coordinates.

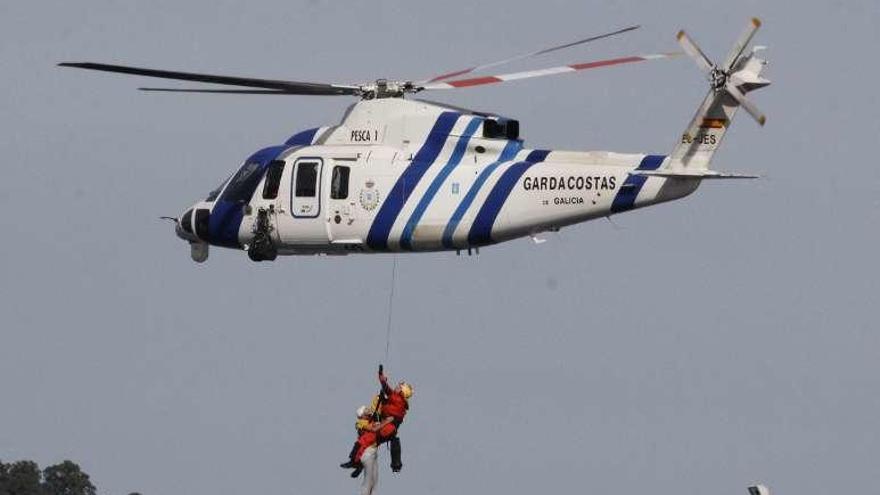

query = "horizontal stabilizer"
[{"left": 633, "top": 169, "right": 760, "bottom": 179}]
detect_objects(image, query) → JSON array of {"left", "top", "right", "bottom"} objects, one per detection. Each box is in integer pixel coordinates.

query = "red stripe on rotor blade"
[
  {"left": 447, "top": 76, "right": 504, "bottom": 88},
  {"left": 428, "top": 68, "right": 477, "bottom": 82},
  {"left": 570, "top": 56, "right": 644, "bottom": 70}
]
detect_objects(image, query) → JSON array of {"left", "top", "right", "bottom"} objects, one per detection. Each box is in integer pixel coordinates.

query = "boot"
[
  {"left": 350, "top": 465, "right": 363, "bottom": 478},
  {"left": 389, "top": 436, "right": 403, "bottom": 472},
  {"left": 340, "top": 441, "right": 360, "bottom": 468}
]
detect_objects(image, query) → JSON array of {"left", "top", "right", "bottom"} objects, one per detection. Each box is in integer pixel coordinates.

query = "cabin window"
[
  {"left": 262, "top": 160, "right": 285, "bottom": 199},
  {"left": 295, "top": 161, "right": 319, "bottom": 197},
  {"left": 331, "top": 166, "right": 350, "bottom": 199}
]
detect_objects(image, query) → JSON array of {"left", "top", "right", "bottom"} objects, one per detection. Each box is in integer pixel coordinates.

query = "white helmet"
[{"left": 356, "top": 405, "right": 370, "bottom": 417}]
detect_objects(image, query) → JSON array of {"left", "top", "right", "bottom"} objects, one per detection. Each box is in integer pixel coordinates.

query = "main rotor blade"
[
  {"left": 422, "top": 25, "right": 641, "bottom": 83},
  {"left": 725, "top": 82, "right": 766, "bottom": 126},
  {"left": 676, "top": 30, "right": 714, "bottom": 72},
  {"left": 58, "top": 62, "right": 361, "bottom": 96},
  {"left": 139, "top": 87, "right": 304, "bottom": 94},
  {"left": 721, "top": 17, "right": 762, "bottom": 71},
  {"left": 419, "top": 52, "right": 681, "bottom": 90}
]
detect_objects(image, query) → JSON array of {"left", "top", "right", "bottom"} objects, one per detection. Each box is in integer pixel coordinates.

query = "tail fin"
[{"left": 668, "top": 18, "right": 771, "bottom": 172}]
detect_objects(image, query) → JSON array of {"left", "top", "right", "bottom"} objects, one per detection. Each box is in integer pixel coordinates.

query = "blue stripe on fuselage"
[
  {"left": 524, "top": 149, "right": 551, "bottom": 163},
  {"left": 638, "top": 154, "right": 666, "bottom": 171},
  {"left": 466, "top": 149, "right": 551, "bottom": 246},
  {"left": 285, "top": 128, "right": 319, "bottom": 146},
  {"left": 399, "top": 117, "right": 482, "bottom": 250},
  {"left": 610, "top": 154, "right": 666, "bottom": 214},
  {"left": 366, "top": 112, "right": 461, "bottom": 251},
  {"left": 441, "top": 140, "right": 523, "bottom": 249}
]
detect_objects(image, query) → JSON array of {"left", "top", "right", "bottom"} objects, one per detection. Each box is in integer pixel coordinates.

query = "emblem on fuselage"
[{"left": 359, "top": 179, "right": 380, "bottom": 211}]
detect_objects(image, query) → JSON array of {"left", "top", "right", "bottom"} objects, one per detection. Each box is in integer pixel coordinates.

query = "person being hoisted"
[
  {"left": 347, "top": 405, "right": 377, "bottom": 481},
  {"left": 341, "top": 365, "right": 413, "bottom": 474}
]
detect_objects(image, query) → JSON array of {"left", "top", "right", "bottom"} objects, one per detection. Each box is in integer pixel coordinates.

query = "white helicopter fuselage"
[
  {"left": 176, "top": 44, "right": 768, "bottom": 261},
  {"left": 179, "top": 98, "right": 694, "bottom": 258}
]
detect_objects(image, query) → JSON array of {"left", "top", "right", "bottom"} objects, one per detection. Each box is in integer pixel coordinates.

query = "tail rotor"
[{"left": 676, "top": 17, "right": 770, "bottom": 126}]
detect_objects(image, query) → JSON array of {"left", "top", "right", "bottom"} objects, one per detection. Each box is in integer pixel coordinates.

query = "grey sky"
[{"left": 2, "top": 1, "right": 878, "bottom": 494}]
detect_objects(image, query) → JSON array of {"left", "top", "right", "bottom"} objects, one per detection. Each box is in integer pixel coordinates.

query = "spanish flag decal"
[{"left": 699, "top": 118, "right": 728, "bottom": 129}]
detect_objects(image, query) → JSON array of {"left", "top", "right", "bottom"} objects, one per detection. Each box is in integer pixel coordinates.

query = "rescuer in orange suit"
[{"left": 341, "top": 366, "right": 413, "bottom": 474}]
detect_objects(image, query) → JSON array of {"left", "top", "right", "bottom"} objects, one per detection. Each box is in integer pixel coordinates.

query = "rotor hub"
[
  {"left": 358, "top": 79, "right": 419, "bottom": 99},
  {"left": 709, "top": 67, "right": 728, "bottom": 91}
]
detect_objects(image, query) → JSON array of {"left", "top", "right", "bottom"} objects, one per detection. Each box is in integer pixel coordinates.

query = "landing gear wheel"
[
  {"left": 247, "top": 247, "right": 264, "bottom": 262},
  {"left": 248, "top": 235, "right": 277, "bottom": 262}
]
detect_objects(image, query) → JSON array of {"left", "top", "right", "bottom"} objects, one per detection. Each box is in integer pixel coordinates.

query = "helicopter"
[{"left": 60, "top": 19, "right": 769, "bottom": 262}]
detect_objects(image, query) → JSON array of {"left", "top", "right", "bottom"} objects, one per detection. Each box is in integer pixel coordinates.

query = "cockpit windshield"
[
  {"left": 218, "top": 161, "right": 265, "bottom": 203},
  {"left": 205, "top": 174, "right": 231, "bottom": 202}
]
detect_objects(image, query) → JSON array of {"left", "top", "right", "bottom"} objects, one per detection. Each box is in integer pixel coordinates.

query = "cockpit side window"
[
  {"left": 220, "top": 161, "right": 265, "bottom": 203},
  {"left": 262, "top": 160, "right": 285, "bottom": 200}
]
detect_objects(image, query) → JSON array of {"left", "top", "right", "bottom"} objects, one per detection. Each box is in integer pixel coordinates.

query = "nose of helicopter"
[
  {"left": 172, "top": 205, "right": 211, "bottom": 263},
  {"left": 176, "top": 204, "right": 215, "bottom": 242},
  {"left": 175, "top": 203, "right": 211, "bottom": 239}
]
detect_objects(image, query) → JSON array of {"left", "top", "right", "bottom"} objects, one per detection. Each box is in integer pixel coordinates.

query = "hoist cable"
[
  {"left": 384, "top": 255, "right": 398, "bottom": 364},
  {"left": 377, "top": 255, "right": 398, "bottom": 462}
]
